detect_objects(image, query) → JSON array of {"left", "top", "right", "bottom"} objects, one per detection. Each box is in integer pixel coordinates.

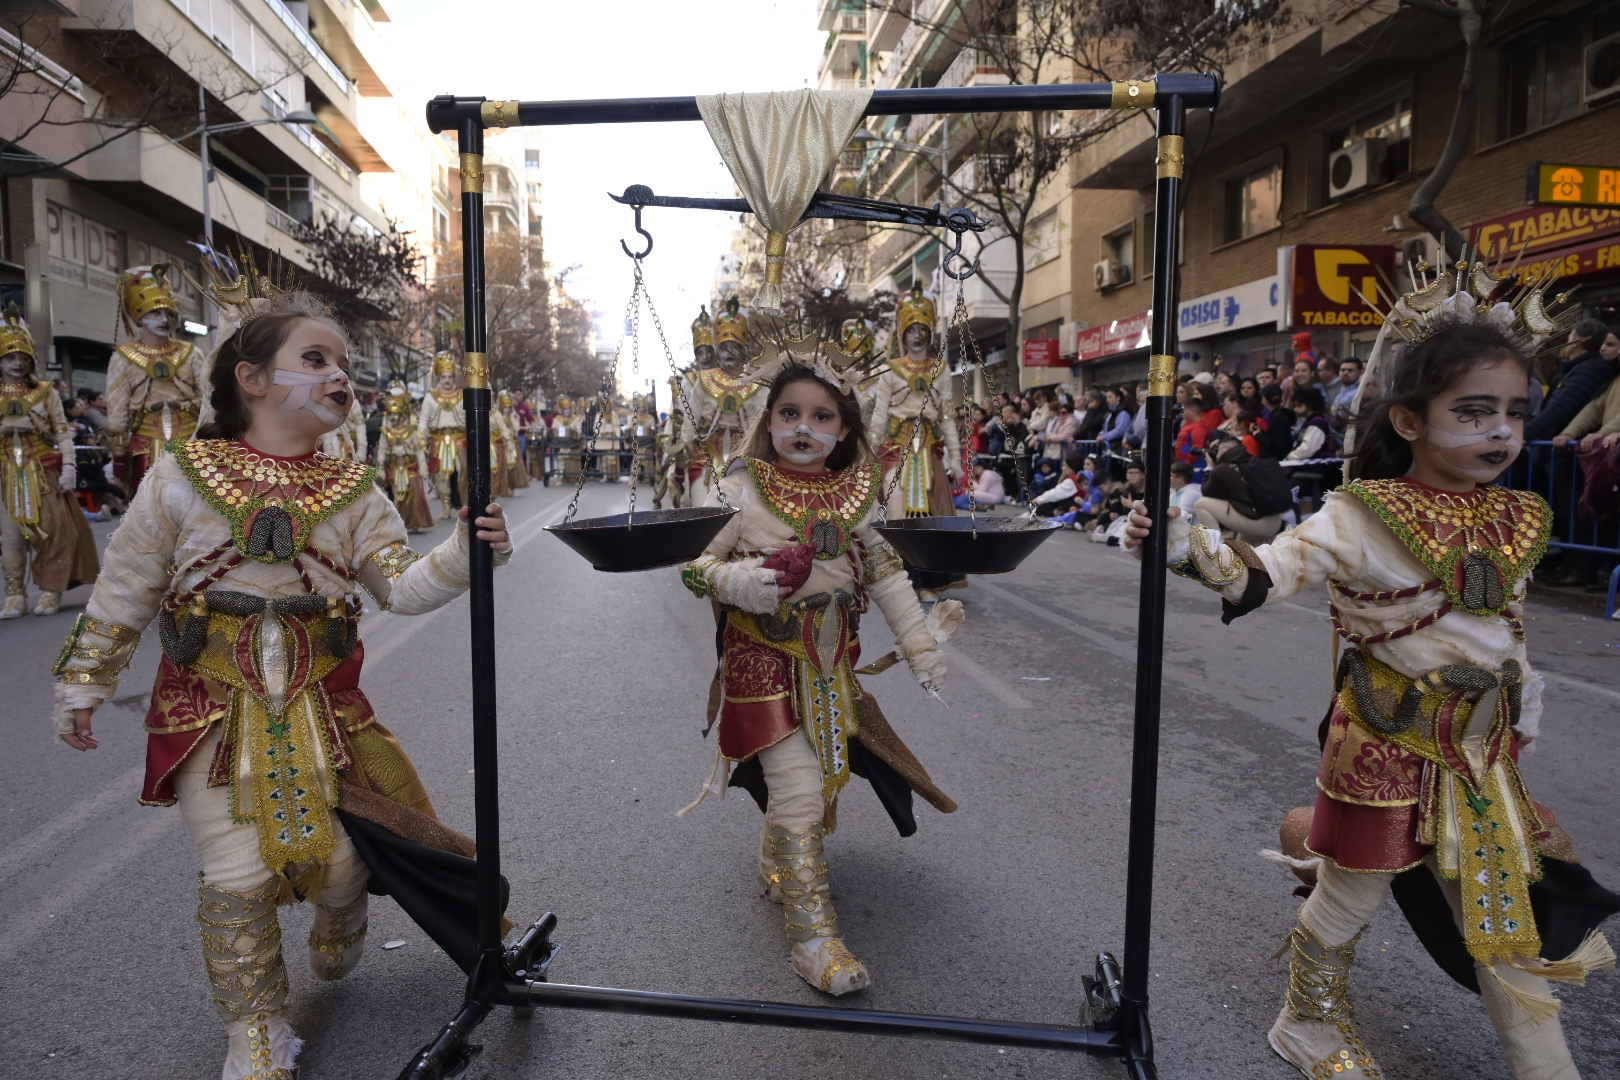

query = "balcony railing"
[
  {"left": 267, "top": 203, "right": 307, "bottom": 235},
  {"left": 260, "top": 91, "right": 357, "bottom": 185},
  {"left": 265, "top": 0, "right": 355, "bottom": 95}
]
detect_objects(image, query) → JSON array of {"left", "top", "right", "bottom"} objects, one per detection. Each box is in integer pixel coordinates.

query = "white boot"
[
  {"left": 0, "top": 593, "right": 24, "bottom": 619},
  {"left": 31, "top": 590, "right": 60, "bottom": 616},
  {"left": 767, "top": 823, "right": 870, "bottom": 997},
  {"left": 198, "top": 878, "right": 301, "bottom": 1080},
  {"left": 308, "top": 891, "right": 368, "bottom": 981},
  {"left": 221, "top": 1013, "right": 302, "bottom": 1080},
  {"left": 1267, "top": 923, "right": 1384, "bottom": 1079}
]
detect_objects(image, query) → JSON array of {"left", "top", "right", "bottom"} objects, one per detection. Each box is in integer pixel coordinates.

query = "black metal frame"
[{"left": 402, "top": 76, "right": 1217, "bottom": 1080}]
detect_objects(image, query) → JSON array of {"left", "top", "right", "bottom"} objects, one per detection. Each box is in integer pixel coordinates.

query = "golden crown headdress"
[
  {"left": 431, "top": 352, "right": 460, "bottom": 379},
  {"left": 714, "top": 296, "right": 748, "bottom": 346},
  {"left": 840, "top": 317, "right": 875, "bottom": 358},
  {"left": 118, "top": 264, "right": 179, "bottom": 330},
  {"left": 748, "top": 331, "right": 890, "bottom": 399},
  {"left": 497, "top": 388, "right": 515, "bottom": 407},
  {"left": 897, "top": 283, "right": 935, "bottom": 338},
  {"left": 194, "top": 250, "right": 305, "bottom": 337},
  {"left": 384, "top": 380, "right": 412, "bottom": 417},
  {"left": 691, "top": 305, "right": 716, "bottom": 350},
  {"left": 0, "top": 307, "right": 36, "bottom": 363}
]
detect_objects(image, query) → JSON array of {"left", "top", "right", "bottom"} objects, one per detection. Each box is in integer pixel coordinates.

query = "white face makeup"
[
  {"left": 768, "top": 379, "right": 847, "bottom": 469},
  {"left": 1406, "top": 358, "right": 1528, "bottom": 486},
  {"left": 0, "top": 353, "right": 30, "bottom": 379},
  {"left": 255, "top": 319, "right": 351, "bottom": 436},
  {"left": 139, "top": 310, "right": 173, "bottom": 338}
]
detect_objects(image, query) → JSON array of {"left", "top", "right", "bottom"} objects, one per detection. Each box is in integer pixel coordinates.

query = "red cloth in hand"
[{"left": 763, "top": 541, "right": 816, "bottom": 595}]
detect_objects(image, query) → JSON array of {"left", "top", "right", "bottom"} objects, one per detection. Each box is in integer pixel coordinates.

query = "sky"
[{"left": 383, "top": 0, "right": 826, "bottom": 395}]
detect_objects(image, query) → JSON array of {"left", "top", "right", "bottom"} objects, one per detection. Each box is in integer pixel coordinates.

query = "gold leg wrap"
[
  {"left": 766, "top": 824, "right": 839, "bottom": 943},
  {"left": 1271, "top": 924, "right": 1384, "bottom": 1079},
  {"left": 1, "top": 567, "right": 24, "bottom": 619},
  {"left": 198, "top": 877, "right": 289, "bottom": 1022},
  {"left": 308, "top": 892, "right": 369, "bottom": 981},
  {"left": 765, "top": 824, "right": 870, "bottom": 996}
]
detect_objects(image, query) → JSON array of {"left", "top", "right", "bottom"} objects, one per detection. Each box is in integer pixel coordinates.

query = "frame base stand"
[{"left": 396, "top": 914, "right": 1156, "bottom": 1078}]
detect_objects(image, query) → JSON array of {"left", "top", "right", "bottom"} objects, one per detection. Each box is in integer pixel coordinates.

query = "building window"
[
  {"left": 1101, "top": 224, "right": 1133, "bottom": 284},
  {"left": 524, "top": 148, "right": 541, "bottom": 168},
  {"left": 1222, "top": 161, "right": 1282, "bottom": 244},
  {"left": 1025, "top": 208, "right": 1060, "bottom": 266},
  {"left": 1495, "top": 23, "right": 1586, "bottom": 140},
  {"left": 1323, "top": 98, "right": 1412, "bottom": 198}
]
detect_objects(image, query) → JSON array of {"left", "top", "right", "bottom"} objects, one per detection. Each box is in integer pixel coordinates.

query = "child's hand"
[
  {"left": 61, "top": 707, "right": 100, "bottom": 751},
  {"left": 460, "top": 503, "right": 512, "bottom": 553}
]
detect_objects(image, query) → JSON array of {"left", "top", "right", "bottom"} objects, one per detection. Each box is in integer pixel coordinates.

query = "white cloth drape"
[{"left": 697, "top": 89, "right": 873, "bottom": 312}]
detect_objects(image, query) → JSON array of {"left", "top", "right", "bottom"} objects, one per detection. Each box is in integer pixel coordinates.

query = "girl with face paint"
[
  {"left": 681, "top": 363, "right": 958, "bottom": 1000},
  {"left": 1124, "top": 315, "right": 1618, "bottom": 1080},
  {"left": 52, "top": 287, "right": 514, "bottom": 1080}
]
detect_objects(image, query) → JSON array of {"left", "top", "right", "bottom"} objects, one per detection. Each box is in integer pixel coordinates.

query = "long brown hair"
[
  {"left": 195, "top": 292, "right": 345, "bottom": 440},
  {"left": 746, "top": 365, "right": 872, "bottom": 471}
]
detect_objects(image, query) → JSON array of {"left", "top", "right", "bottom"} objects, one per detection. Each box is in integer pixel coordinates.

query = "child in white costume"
[{"left": 53, "top": 285, "right": 513, "bottom": 1080}]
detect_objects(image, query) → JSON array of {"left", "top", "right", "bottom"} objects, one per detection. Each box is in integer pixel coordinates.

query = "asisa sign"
[{"left": 1176, "top": 276, "right": 1280, "bottom": 341}]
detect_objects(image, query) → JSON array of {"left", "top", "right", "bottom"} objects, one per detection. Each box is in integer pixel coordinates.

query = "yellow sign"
[{"left": 1530, "top": 162, "right": 1620, "bottom": 209}]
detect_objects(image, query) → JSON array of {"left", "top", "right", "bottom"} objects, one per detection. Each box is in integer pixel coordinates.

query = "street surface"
[{"left": 2, "top": 481, "right": 1617, "bottom": 1079}]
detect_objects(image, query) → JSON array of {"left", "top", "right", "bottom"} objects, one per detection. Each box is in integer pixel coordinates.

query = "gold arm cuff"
[
  {"left": 1147, "top": 353, "right": 1177, "bottom": 398},
  {"left": 459, "top": 152, "right": 484, "bottom": 195},
  {"left": 464, "top": 351, "right": 490, "bottom": 389},
  {"left": 366, "top": 540, "right": 423, "bottom": 582},
  {"left": 1156, "top": 134, "right": 1185, "bottom": 180},
  {"left": 1110, "top": 79, "right": 1156, "bottom": 109},
  {"left": 480, "top": 100, "right": 521, "bottom": 128},
  {"left": 52, "top": 613, "right": 140, "bottom": 681},
  {"left": 860, "top": 537, "right": 906, "bottom": 586}
]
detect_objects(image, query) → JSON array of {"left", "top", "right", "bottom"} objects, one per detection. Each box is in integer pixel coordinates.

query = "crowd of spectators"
[{"left": 953, "top": 319, "right": 1620, "bottom": 586}]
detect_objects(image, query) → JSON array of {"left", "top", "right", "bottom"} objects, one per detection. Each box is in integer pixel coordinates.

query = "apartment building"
[
  {"left": 0, "top": 0, "right": 441, "bottom": 387},
  {"left": 1063, "top": 0, "right": 1620, "bottom": 388}
]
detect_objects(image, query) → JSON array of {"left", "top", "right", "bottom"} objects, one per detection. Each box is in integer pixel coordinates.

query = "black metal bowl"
[
  {"left": 546, "top": 506, "right": 738, "bottom": 573},
  {"left": 874, "top": 514, "right": 1062, "bottom": 575}
]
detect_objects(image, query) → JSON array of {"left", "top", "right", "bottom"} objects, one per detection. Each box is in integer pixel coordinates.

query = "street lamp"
[{"left": 193, "top": 86, "right": 317, "bottom": 252}]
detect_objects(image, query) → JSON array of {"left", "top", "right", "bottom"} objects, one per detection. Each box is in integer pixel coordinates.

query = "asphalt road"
[{"left": 1, "top": 480, "right": 1616, "bottom": 1080}]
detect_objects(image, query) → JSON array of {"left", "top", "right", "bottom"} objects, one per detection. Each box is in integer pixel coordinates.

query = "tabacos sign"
[
  {"left": 1177, "top": 276, "right": 1281, "bottom": 340},
  {"left": 1278, "top": 244, "right": 1396, "bottom": 330}
]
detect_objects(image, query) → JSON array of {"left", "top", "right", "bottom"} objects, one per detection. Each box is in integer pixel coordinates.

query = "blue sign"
[{"left": 1176, "top": 276, "right": 1280, "bottom": 341}]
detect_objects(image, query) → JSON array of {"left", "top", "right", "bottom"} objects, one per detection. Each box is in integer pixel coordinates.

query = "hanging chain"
[{"left": 562, "top": 262, "right": 645, "bottom": 525}]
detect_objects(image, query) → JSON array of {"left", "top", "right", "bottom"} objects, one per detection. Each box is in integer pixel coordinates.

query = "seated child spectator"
[
  {"left": 1168, "top": 460, "right": 1201, "bottom": 519},
  {"left": 1090, "top": 462, "right": 1145, "bottom": 544},
  {"left": 1195, "top": 433, "right": 1290, "bottom": 544},
  {"left": 1031, "top": 461, "right": 1082, "bottom": 517},
  {"left": 1028, "top": 458, "right": 1062, "bottom": 498}
]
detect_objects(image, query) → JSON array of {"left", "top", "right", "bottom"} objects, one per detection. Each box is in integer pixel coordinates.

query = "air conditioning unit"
[
  {"left": 1093, "top": 259, "right": 1128, "bottom": 290},
  {"left": 1400, "top": 234, "right": 1440, "bottom": 287},
  {"left": 1584, "top": 31, "right": 1620, "bottom": 107},
  {"left": 1328, "top": 138, "right": 1387, "bottom": 200}
]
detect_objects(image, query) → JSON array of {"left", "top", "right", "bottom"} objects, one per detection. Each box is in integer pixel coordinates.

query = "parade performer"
[
  {"left": 679, "top": 342, "right": 960, "bottom": 998},
  {"left": 551, "top": 395, "right": 580, "bottom": 481},
  {"left": 841, "top": 316, "right": 880, "bottom": 429},
  {"left": 1125, "top": 269, "right": 1616, "bottom": 1080},
  {"left": 679, "top": 298, "right": 764, "bottom": 505},
  {"left": 497, "top": 389, "right": 531, "bottom": 492},
  {"left": 655, "top": 373, "right": 689, "bottom": 509},
  {"left": 419, "top": 353, "right": 467, "bottom": 518},
  {"left": 1, "top": 312, "right": 98, "bottom": 617},
  {"left": 319, "top": 395, "right": 367, "bottom": 461},
  {"left": 51, "top": 277, "right": 513, "bottom": 1080},
  {"left": 105, "top": 265, "right": 210, "bottom": 489},
  {"left": 868, "top": 284, "right": 964, "bottom": 599},
  {"left": 375, "top": 381, "right": 435, "bottom": 533},
  {"left": 488, "top": 396, "right": 514, "bottom": 500}
]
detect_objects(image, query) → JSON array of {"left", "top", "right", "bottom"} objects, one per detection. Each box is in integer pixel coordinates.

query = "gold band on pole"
[
  {"left": 465, "top": 351, "right": 490, "bottom": 389},
  {"left": 480, "top": 100, "right": 521, "bottom": 128},
  {"left": 1109, "top": 80, "right": 1156, "bottom": 110},
  {"left": 1155, "top": 135, "right": 1185, "bottom": 180},
  {"left": 459, "top": 152, "right": 484, "bottom": 194},
  {"left": 1148, "top": 354, "right": 1177, "bottom": 398}
]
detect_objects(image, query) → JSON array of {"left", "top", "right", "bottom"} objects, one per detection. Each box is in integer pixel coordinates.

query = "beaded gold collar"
[
  {"left": 889, "top": 352, "right": 945, "bottom": 394},
  {"left": 430, "top": 388, "right": 462, "bottom": 406},
  {"left": 748, "top": 458, "right": 880, "bottom": 559},
  {"left": 696, "top": 368, "right": 762, "bottom": 413},
  {"left": 0, "top": 381, "right": 51, "bottom": 414},
  {"left": 1339, "top": 479, "right": 1549, "bottom": 617},
  {"left": 172, "top": 439, "right": 375, "bottom": 563},
  {"left": 117, "top": 340, "right": 193, "bottom": 381}
]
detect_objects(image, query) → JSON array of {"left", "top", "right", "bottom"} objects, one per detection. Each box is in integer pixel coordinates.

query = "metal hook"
[
  {"left": 942, "top": 227, "right": 979, "bottom": 281},
  {"left": 620, "top": 200, "right": 653, "bottom": 261}
]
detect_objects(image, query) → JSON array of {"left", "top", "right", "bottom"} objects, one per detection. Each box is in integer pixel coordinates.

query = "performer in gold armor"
[
  {"left": 678, "top": 298, "right": 764, "bottom": 506},
  {"left": 105, "top": 265, "right": 210, "bottom": 489},
  {"left": 52, "top": 274, "right": 513, "bottom": 1080},
  {"left": 496, "top": 389, "right": 531, "bottom": 493},
  {"left": 868, "top": 285, "right": 964, "bottom": 597},
  {"left": 418, "top": 353, "right": 467, "bottom": 518},
  {"left": 1, "top": 313, "right": 98, "bottom": 617},
  {"left": 654, "top": 372, "right": 689, "bottom": 509},
  {"left": 319, "top": 396, "right": 367, "bottom": 461},
  {"left": 375, "top": 381, "right": 435, "bottom": 532}
]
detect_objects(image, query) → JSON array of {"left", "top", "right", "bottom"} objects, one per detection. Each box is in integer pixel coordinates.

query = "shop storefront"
[
  {"left": 1278, "top": 243, "right": 1398, "bottom": 362},
  {"left": 1174, "top": 275, "right": 1283, "bottom": 376},
  {"left": 1074, "top": 311, "right": 1151, "bottom": 387},
  {"left": 1469, "top": 205, "right": 1620, "bottom": 324}
]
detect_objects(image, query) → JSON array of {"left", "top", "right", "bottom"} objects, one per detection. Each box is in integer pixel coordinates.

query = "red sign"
[
  {"left": 1075, "top": 311, "right": 1151, "bottom": 363},
  {"left": 1282, "top": 244, "right": 1397, "bottom": 330},
  {"left": 1470, "top": 205, "right": 1620, "bottom": 259},
  {"left": 1021, "top": 339, "right": 1063, "bottom": 367}
]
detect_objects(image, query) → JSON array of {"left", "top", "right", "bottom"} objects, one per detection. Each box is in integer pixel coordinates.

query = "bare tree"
[
  {"left": 1, "top": 15, "right": 298, "bottom": 176},
  {"left": 850, "top": 0, "right": 1289, "bottom": 354}
]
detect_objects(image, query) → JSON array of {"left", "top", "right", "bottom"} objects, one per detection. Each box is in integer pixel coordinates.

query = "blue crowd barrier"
[{"left": 1514, "top": 441, "right": 1620, "bottom": 619}]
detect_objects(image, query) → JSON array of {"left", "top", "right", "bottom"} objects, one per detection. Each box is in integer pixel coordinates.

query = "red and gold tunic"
[
  {"left": 868, "top": 353, "right": 963, "bottom": 518},
  {"left": 105, "top": 339, "right": 208, "bottom": 488}
]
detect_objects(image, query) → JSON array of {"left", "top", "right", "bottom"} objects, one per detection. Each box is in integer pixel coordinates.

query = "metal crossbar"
[{"left": 399, "top": 75, "right": 1220, "bottom": 1080}]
